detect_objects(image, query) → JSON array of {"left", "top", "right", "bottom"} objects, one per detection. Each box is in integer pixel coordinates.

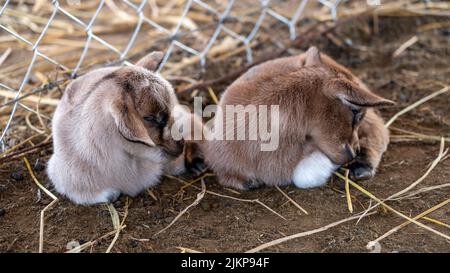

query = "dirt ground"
[{"left": 0, "top": 13, "right": 449, "bottom": 253}]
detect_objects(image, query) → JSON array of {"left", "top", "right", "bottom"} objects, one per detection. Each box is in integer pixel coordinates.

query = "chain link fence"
[{"left": 0, "top": 0, "right": 366, "bottom": 151}]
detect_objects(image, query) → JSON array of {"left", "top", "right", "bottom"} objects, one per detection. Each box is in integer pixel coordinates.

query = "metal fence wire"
[{"left": 0, "top": 0, "right": 350, "bottom": 151}]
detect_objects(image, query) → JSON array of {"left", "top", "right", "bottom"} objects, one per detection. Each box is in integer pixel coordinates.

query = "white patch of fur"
[
  {"left": 292, "top": 151, "right": 338, "bottom": 189},
  {"left": 90, "top": 189, "right": 120, "bottom": 204}
]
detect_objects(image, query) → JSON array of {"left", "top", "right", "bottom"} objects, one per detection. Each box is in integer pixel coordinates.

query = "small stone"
[
  {"left": 10, "top": 172, "right": 24, "bottom": 181},
  {"left": 66, "top": 240, "right": 80, "bottom": 251},
  {"left": 128, "top": 240, "right": 139, "bottom": 248},
  {"left": 0, "top": 208, "right": 5, "bottom": 217},
  {"left": 200, "top": 229, "right": 212, "bottom": 238}
]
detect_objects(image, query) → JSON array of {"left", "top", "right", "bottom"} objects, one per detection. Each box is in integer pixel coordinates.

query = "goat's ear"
[
  {"left": 135, "top": 51, "right": 164, "bottom": 71},
  {"left": 304, "top": 46, "right": 322, "bottom": 67},
  {"left": 330, "top": 78, "right": 395, "bottom": 108},
  {"left": 110, "top": 96, "right": 155, "bottom": 147}
]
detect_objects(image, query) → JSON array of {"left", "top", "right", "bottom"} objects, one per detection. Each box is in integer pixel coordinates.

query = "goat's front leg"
[{"left": 349, "top": 109, "right": 390, "bottom": 181}]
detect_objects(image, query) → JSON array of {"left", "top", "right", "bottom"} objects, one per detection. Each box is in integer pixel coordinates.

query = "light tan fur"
[
  {"left": 47, "top": 52, "right": 189, "bottom": 205},
  {"left": 203, "top": 47, "right": 394, "bottom": 190}
]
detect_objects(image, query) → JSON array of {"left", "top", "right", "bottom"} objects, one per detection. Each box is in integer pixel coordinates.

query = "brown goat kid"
[{"left": 203, "top": 46, "right": 394, "bottom": 190}]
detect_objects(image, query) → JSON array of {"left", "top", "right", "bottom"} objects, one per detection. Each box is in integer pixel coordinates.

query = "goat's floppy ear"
[
  {"left": 330, "top": 78, "right": 395, "bottom": 108},
  {"left": 304, "top": 46, "right": 322, "bottom": 67},
  {"left": 136, "top": 51, "right": 164, "bottom": 71},
  {"left": 110, "top": 97, "right": 156, "bottom": 147}
]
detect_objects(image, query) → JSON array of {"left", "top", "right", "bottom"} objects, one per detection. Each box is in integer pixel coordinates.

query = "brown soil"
[{"left": 0, "top": 14, "right": 449, "bottom": 253}]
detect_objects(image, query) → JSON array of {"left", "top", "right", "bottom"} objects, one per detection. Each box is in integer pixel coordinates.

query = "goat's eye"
[
  {"left": 351, "top": 109, "right": 364, "bottom": 127},
  {"left": 158, "top": 114, "right": 168, "bottom": 128},
  {"left": 144, "top": 115, "right": 167, "bottom": 128}
]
